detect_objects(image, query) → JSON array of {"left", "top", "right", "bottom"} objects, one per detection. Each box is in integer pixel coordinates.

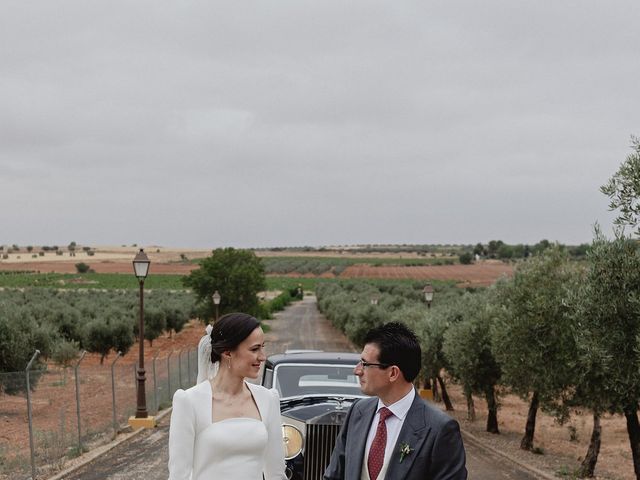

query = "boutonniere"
[{"left": 398, "top": 442, "right": 413, "bottom": 463}]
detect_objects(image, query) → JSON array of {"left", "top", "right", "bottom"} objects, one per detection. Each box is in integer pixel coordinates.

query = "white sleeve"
[
  {"left": 168, "top": 389, "right": 195, "bottom": 480},
  {"left": 263, "top": 388, "right": 287, "bottom": 480}
]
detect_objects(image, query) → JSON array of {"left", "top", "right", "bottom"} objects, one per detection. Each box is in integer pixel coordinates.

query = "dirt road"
[{"left": 59, "top": 297, "right": 545, "bottom": 480}]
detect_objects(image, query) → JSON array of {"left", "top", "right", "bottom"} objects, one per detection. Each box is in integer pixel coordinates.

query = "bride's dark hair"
[{"left": 209, "top": 313, "right": 261, "bottom": 363}]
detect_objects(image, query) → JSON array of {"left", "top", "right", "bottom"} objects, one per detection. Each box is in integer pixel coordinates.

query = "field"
[
  {"left": 0, "top": 245, "right": 633, "bottom": 479},
  {"left": 0, "top": 246, "right": 513, "bottom": 288}
]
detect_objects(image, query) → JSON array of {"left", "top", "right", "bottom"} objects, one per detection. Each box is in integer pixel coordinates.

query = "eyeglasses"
[{"left": 356, "top": 360, "right": 390, "bottom": 369}]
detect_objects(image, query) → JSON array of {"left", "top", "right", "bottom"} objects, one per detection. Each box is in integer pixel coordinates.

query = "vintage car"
[{"left": 261, "top": 351, "right": 366, "bottom": 480}]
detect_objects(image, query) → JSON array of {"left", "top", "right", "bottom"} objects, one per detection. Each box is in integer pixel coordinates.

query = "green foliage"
[
  {"left": 75, "top": 263, "right": 90, "bottom": 274},
  {"left": 600, "top": 136, "right": 640, "bottom": 236},
  {"left": 260, "top": 255, "right": 454, "bottom": 276},
  {"left": 572, "top": 233, "right": 640, "bottom": 415},
  {"left": 0, "top": 272, "right": 185, "bottom": 289},
  {"left": 164, "top": 301, "right": 191, "bottom": 336},
  {"left": 442, "top": 291, "right": 501, "bottom": 395},
  {"left": 0, "top": 312, "right": 53, "bottom": 393},
  {"left": 459, "top": 252, "right": 473, "bottom": 265},
  {"left": 51, "top": 339, "right": 80, "bottom": 367},
  {"left": 316, "top": 280, "right": 459, "bottom": 357},
  {"left": 0, "top": 289, "right": 195, "bottom": 375},
  {"left": 183, "top": 248, "right": 266, "bottom": 318},
  {"left": 141, "top": 309, "right": 166, "bottom": 347},
  {"left": 491, "top": 247, "right": 580, "bottom": 418},
  {"left": 84, "top": 317, "right": 133, "bottom": 364},
  {"left": 262, "top": 290, "right": 296, "bottom": 317}
]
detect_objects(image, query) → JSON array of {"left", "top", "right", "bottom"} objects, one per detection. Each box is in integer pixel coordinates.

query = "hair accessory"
[{"left": 197, "top": 324, "right": 219, "bottom": 383}]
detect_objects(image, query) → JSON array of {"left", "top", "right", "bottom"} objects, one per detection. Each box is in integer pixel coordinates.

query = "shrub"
[
  {"left": 51, "top": 339, "right": 80, "bottom": 367},
  {"left": 459, "top": 252, "right": 473, "bottom": 265},
  {"left": 75, "top": 263, "right": 90, "bottom": 274}
]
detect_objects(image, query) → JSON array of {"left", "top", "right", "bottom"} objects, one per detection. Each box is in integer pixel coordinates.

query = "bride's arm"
[
  {"left": 168, "top": 389, "right": 195, "bottom": 480},
  {"left": 263, "top": 388, "right": 288, "bottom": 480}
]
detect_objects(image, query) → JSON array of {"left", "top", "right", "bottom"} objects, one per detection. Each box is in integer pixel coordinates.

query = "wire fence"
[{"left": 0, "top": 348, "right": 197, "bottom": 480}]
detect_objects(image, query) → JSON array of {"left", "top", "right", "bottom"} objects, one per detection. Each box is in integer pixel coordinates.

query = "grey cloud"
[{"left": 1, "top": 1, "right": 637, "bottom": 247}]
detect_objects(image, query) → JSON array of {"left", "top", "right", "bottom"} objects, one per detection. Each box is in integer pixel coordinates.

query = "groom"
[{"left": 324, "top": 322, "right": 467, "bottom": 480}]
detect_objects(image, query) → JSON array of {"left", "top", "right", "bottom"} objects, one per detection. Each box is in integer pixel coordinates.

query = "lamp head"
[{"left": 133, "top": 248, "right": 150, "bottom": 280}]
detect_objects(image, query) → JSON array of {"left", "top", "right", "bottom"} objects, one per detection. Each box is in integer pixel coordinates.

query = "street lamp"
[
  {"left": 423, "top": 284, "right": 434, "bottom": 309},
  {"left": 370, "top": 295, "right": 379, "bottom": 306},
  {"left": 129, "top": 249, "right": 155, "bottom": 428},
  {"left": 212, "top": 290, "right": 221, "bottom": 323}
]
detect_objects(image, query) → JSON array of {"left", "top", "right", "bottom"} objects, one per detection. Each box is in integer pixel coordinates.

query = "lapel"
[
  {"left": 384, "top": 394, "right": 431, "bottom": 480},
  {"left": 347, "top": 398, "right": 377, "bottom": 480}
]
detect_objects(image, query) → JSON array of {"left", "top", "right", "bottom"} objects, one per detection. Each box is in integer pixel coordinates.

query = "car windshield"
[{"left": 274, "top": 364, "right": 362, "bottom": 398}]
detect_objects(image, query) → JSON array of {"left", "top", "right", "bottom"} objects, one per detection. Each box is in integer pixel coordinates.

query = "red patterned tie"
[{"left": 367, "top": 407, "right": 393, "bottom": 480}]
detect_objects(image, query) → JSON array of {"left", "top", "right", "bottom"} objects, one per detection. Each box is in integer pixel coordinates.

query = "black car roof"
[{"left": 265, "top": 351, "right": 360, "bottom": 367}]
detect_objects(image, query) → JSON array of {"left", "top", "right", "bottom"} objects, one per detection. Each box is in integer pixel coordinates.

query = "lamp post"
[
  {"left": 370, "top": 295, "right": 379, "bottom": 306},
  {"left": 212, "top": 290, "right": 221, "bottom": 323},
  {"left": 129, "top": 249, "right": 155, "bottom": 428},
  {"left": 423, "top": 284, "right": 434, "bottom": 309}
]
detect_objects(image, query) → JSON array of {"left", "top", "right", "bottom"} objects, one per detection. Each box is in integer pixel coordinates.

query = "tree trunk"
[
  {"left": 437, "top": 375, "right": 454, "bottom": 411},
  {"left": 578, "top": 411, "right": 601, "bottom": 478},
  {"left": 485, "top": 385, "right": 500, "bottom": 434},
  {"left": 465, "top": 385, "right": 476, "bottom": 421},
  {"left": 624, "top": 406, "right": 640, "bottom": 480},
  {"left": 432, "top": 377, "right": 441, "bottom": 402},
  {"left": 520, "top": 391, "right": 539, "bottom": 451}
]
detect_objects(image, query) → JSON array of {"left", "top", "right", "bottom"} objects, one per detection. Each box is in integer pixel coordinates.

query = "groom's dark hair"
[{"left": 364, "top": 322, "right": 421, "bottom": 382}]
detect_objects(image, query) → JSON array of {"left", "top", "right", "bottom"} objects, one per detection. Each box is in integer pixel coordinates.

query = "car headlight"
[{"left": 282, "top": 424, "right": 303, "bottom": 460}]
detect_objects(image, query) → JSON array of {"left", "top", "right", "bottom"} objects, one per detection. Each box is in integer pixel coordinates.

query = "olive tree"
[
  {"left": 84, "top": 316, "right": 134, "bottom": 364},
  {"left": 600, "top": 136, "right": 640, "bottom": 235},
  {"left": 0, "top": 310, "right": 54, "bottom": 393},
  {"left": 573, "top": 233, "right": 640, "bottom": 479},
  {"left": 491, "top": 247, "right": 579, "bottom": 451},
  {"left": 413, "top": 304, "right": 462, "bottom": 411},
  {"left": 443, "top": 291, "right": 502, "bottom": 433}
]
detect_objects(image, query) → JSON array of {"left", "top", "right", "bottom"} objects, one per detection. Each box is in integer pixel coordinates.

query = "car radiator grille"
[{"left": 303, "top": 423, "right": 342, "bottom": 480}]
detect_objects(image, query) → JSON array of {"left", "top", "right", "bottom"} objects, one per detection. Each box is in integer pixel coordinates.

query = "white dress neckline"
[{"left": 206, "top": 379, "right": 264, "bottom": 424}]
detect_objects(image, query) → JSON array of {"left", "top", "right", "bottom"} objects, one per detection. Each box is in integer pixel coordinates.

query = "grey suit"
[{"left": 324, "top": 392, "right": 467, "bottom": 480}]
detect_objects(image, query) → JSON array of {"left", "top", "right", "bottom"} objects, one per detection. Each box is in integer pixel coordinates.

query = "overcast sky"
[{"left": 1, "top": 1, "right": 638, "bottom": 248}]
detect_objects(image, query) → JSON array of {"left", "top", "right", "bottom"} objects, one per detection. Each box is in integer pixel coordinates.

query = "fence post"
[
  {"left": 178, "top": 348, "right": 184, "bottom": 389},
  {"left": 74, "top": 351, "right": 87, "bottom": 453},
  {"left": 110, "top": 351, "right": 122, "bottom": 439},
  {"left": 167, "top": 350, "right": 174, "bottom": 401},
  {"left": 186, "top": 347, "right": 191, "bottom": 385},
  {"left": 190, "top": 348, "right": 196, "bottom": 385},
  {"left": 152, "top": 352, "right": 159, "bottom": 413},
  {"left": 26, "top": 349, "right": 40, "bottom": 480}
]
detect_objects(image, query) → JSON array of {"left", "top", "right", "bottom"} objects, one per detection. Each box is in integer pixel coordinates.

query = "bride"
[{"left": 168, "top": 313, "right": 287, "bottom": 480}]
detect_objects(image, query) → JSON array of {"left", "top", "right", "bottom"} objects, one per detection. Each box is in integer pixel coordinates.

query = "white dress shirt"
[{"left": 361, "top": 387, "right": 415, "bottom": 479}]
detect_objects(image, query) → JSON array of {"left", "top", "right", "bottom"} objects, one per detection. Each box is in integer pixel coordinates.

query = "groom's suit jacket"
[{"left": 324, "top": 392, "right": 467, "bottom": 480}]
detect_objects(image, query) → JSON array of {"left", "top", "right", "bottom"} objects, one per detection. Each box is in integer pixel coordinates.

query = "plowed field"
[
  {"left": 0, "top": 259, "right": 513, "bottom": 286},
  {"left": 340, "top": 263, "right": 512, "bottom": 286}
]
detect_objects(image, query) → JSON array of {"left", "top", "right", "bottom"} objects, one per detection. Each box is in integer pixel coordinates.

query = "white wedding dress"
[
  {"left": 193, "top": 417, "right": 268, "bottom": 479},
  {"left": 168, "top": 379, "right": 287, "bottom": 480}
]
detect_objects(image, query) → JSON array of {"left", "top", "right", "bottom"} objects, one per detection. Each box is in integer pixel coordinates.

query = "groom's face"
[{"left": 355, "top": 343, "right": 391, "bottom": 397}]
